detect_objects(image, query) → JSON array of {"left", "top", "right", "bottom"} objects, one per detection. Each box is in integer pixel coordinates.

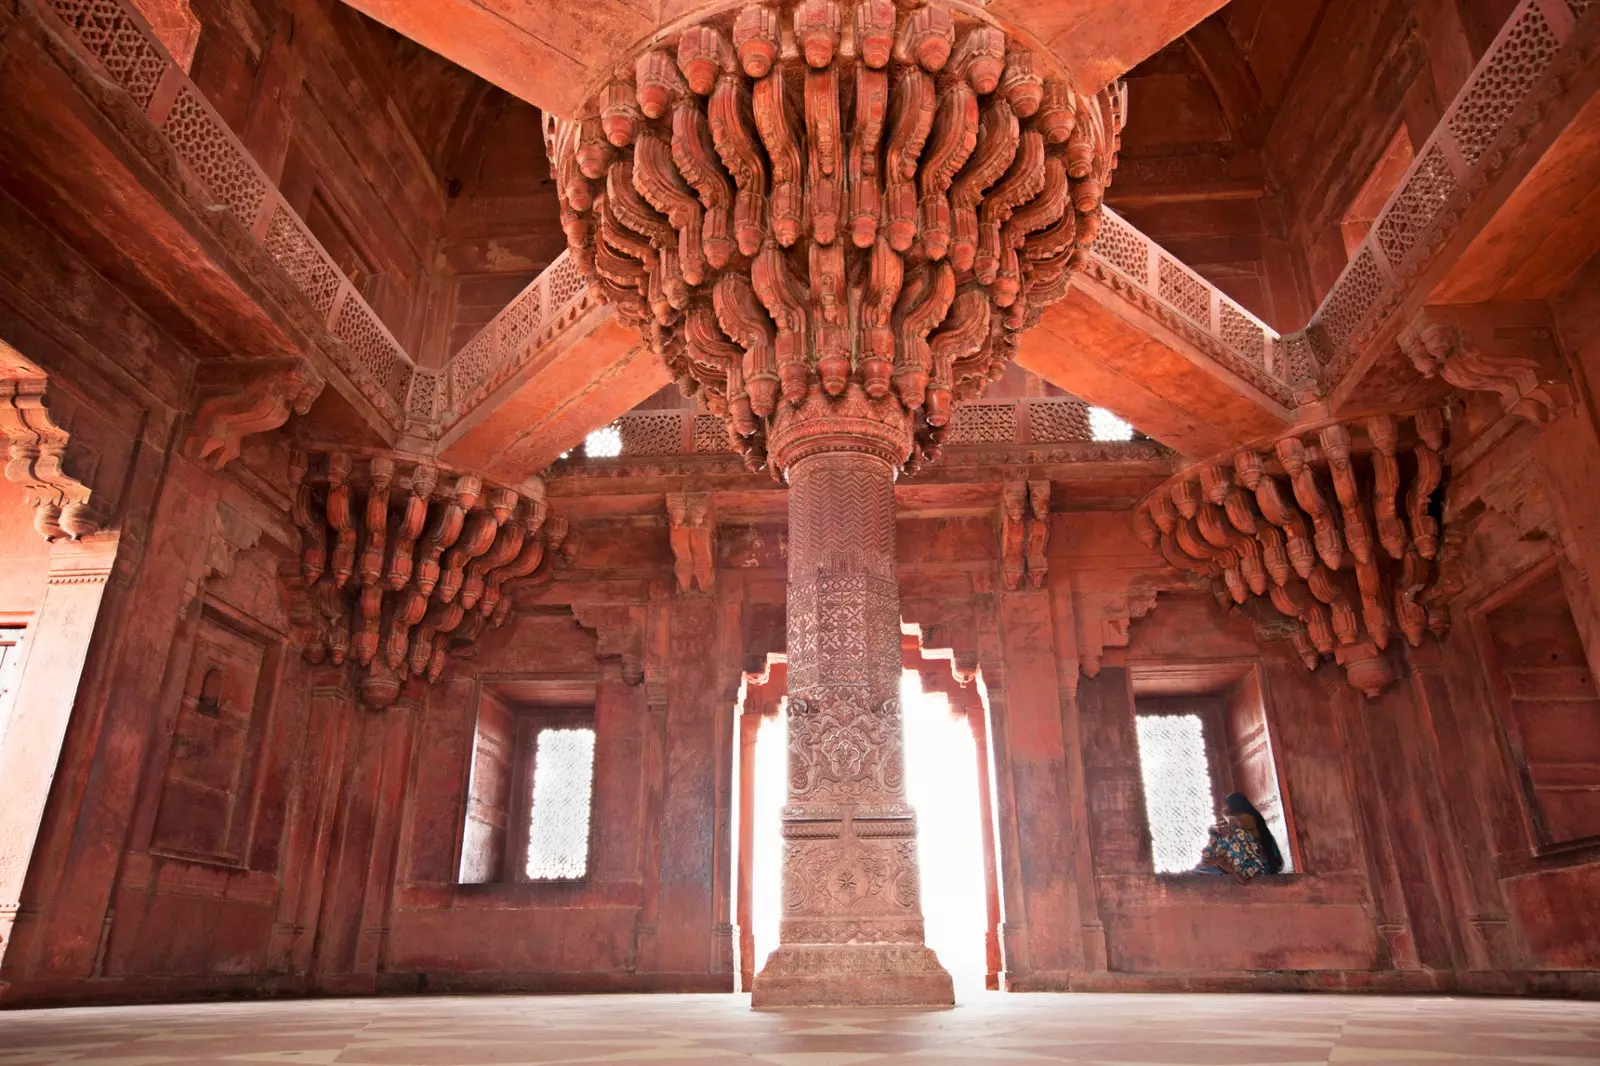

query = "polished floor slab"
[{"left": 2, "top": 992, "right": 1598, "bottom": 1065}]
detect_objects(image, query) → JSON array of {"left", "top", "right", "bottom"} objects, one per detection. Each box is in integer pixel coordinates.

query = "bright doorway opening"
[{"left": 748, "top": 668, "right": 993, "bottom": 998}]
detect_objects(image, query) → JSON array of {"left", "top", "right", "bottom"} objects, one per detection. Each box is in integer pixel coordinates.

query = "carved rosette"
[
  {"left": 1133, "top": 408, "right": 1451, "bottom": 697},
  {"left": 282, "top": 450, "right": 567, "bottom": 707},
  {"left": 551, "top": 0, "right": 1124, "bottom": 475}
]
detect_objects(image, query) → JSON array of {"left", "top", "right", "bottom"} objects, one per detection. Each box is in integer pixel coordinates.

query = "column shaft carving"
[{"left": 755, "top": 444, "right": 952, "bottom": 1008}]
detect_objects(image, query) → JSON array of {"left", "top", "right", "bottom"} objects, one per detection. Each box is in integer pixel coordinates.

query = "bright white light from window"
[
  {"left": 902, "top": 669, "right": 988, "bottom": 998},
  {"left": 751, "top": 674, "right": 990, "bottom": 996},
  {"left": 751, "top": 707, "right": 787, "bottom": 974},
  {"left": 1134, "top": 713, "right": 1214, "bottom": 873},
  {"left": 1089, "top": 406, "right": 1134, "bottom": 441},
  {"left": 525, "top": 727, "right": 596, "bottom": 880},
  {"left": 584, "top": 424, "right": 621, "bottom": 458}
]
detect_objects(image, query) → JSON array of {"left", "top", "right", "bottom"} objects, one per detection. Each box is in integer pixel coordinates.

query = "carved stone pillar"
[
  {"left": 753, "top": 389, "right": 952, "bottom": 1007},
  {"left": 547, "top": 0, "right": 1127, "bottom": 1010}
]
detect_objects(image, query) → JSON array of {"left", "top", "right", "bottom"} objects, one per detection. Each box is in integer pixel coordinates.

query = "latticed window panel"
[
  {"left": 1447, "top": 4, "right": 1559, "bottom": 168},
  {"left": 333, "top": 299, "right": 409, "bottom": 403},
  {"left": 1276, "top": 332, "right": 1322, "bottom": 385},
  {"left": 450, "top": 331, "right": 495, "bottom": 408},
  {"left": 1568, "top": 0, "right": 1593, "bottom": 16},
  {"left": 1027, "top": 398, "right": 1091, "bottom": 442},
  {"left": 692, "top": 414, "right": 732, "bottom": 453},
  {"left": 547, "top": 254, "right": 588, "bottom": 309},
  {"left": 1134, "top": 713, "right": 1215, "bottom": 873},
  {"left": 407, "top": 368, "right": 439, "bottom": 422},
  {"left": 1317, "top": 249, "right": 1386, "bottom": 354},
  {"left": 161, "top": 86, "right": 268, "bottom": 224},
  {"left": 1218, "top": 302, "right": 1268, "bottom": 366},
  {"left": 944, "top": 403, "right": 1016, "bottom": 445},
  {"left": 1157, "top": 257, "right": 1210, "bottom": 326},
  {"left": 495, "top": 286, "right": 544, "bottom": 358},
  {"left": 618, "top": 412, "right": 683, "bottom": 455},
  {"left": 262, "top": 206, "right": 343, "bottom": 318},
  {"left": 1375, "top": 145, "right": 1458, "bottom": 266},
  {"left": 526, "top": 727, "right": 596, "bottom": 880},
  {"left": 51, "top": 0, "right": 169, "bottom": 109},
  {"left": 1094, "top": 211, "right": 1149, "bottom": 284}
]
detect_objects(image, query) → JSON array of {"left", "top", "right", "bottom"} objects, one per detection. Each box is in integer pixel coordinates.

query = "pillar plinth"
[{"left": 752, "top": 393, "right": 953, "bottom": 1008}]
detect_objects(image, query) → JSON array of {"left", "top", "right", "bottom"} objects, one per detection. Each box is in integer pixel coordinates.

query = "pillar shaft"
[{"left": 752, "top": 446, "right": 952, "bottom": 1007}]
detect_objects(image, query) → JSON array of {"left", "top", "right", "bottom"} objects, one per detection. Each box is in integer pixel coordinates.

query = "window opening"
[
  {"left": 583, "top": 424, "right": 622, "bottom": 458},
  {"left": 902, "top": 669, "right": 988, "bottom": 997},
  {"left": 1089, "top": 406, "right": 1134, "bottom": 441},
  {"left": 525, "top": 726, "right": 597, "bottom": 879},
  {"left": 1135, "top": 713, "right": 1215, "bottom": 873}
]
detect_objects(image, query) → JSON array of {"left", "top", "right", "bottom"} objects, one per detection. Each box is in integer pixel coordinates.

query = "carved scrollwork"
[{"left": 186, "top": 359, "right": 326, "bottom": 469}]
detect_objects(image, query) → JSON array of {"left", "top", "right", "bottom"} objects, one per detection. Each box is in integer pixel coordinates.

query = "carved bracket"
[
  {"left": 0, "top": 371, "right": 101, "bottom": 541},
  {"left": 666, "top": 490, "right": 716, "bottom": 592},
  {"left": 999, "top": 479, "right": 1050, "bottom": 590},
  {"left": 572, "top": 602, "right": 647, "bottom": 685},
  {"left": 187, "top": 359, "right": 326, "bottom": 469},
  {"left": 280, "top": 449, "right": 560, "bottom": 706},
  {"left": 1400, "top": 307, "right": 1573, "bottom": 427},
  {"left": 1133, "top": 407, "right": 1451, "bottom": 697}
]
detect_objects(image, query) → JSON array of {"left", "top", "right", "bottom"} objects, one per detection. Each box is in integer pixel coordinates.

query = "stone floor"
[{"left": 2, "top": 992, "right": 1598, "bottom": 1065}]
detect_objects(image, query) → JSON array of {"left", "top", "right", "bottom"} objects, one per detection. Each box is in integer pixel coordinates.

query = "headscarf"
[{"left": 1223, "top": 792, "right": 1284, "bottom": 874}]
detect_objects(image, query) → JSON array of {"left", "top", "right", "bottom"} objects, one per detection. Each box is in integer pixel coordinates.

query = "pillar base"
[{"left": 751, "top": 944, "right": 955, "bottom": 1009}]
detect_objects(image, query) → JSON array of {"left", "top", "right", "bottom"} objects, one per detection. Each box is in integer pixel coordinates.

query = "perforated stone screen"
[
  {"left": 1134, "top": 714, "right": 1215, "bottom": 873},
  {"left": 525, "top": 727, "right": 596, "bottom": 881}
]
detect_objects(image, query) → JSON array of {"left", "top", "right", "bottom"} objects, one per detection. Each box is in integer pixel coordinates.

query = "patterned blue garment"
[{"left": 1201, "top": 824, "right": 1267, "bottom": 882}]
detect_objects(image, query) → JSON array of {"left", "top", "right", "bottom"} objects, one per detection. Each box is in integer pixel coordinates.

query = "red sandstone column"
[{"left": 752, "top": 390, "right": 953, "bottom": 1008}]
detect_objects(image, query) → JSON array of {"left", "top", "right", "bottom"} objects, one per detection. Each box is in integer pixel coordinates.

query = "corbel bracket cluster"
[
  {"left": 280, "top": 449, "right": 566, "bottom": 708},
  {"left": 0, "top": 367, "right": 101, "bottom": 541},
  {"left": 999, "top": 479, "right": 1049, "bottom": 590},
  {"left": 1133, "top": 407, "right": 1452, "bottom": 697}
]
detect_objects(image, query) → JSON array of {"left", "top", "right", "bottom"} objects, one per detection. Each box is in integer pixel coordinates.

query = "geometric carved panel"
[
  {"left": 149, "top": 612, "right": 271, "bottom": 864},
  {"left": 1481, "top": 567, "right": 1600, "bottom": 851}
]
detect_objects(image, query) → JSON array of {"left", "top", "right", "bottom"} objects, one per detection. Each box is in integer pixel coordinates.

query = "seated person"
[{"left": 1194, "top": 792, "right": 1286, "bottom": 881}]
